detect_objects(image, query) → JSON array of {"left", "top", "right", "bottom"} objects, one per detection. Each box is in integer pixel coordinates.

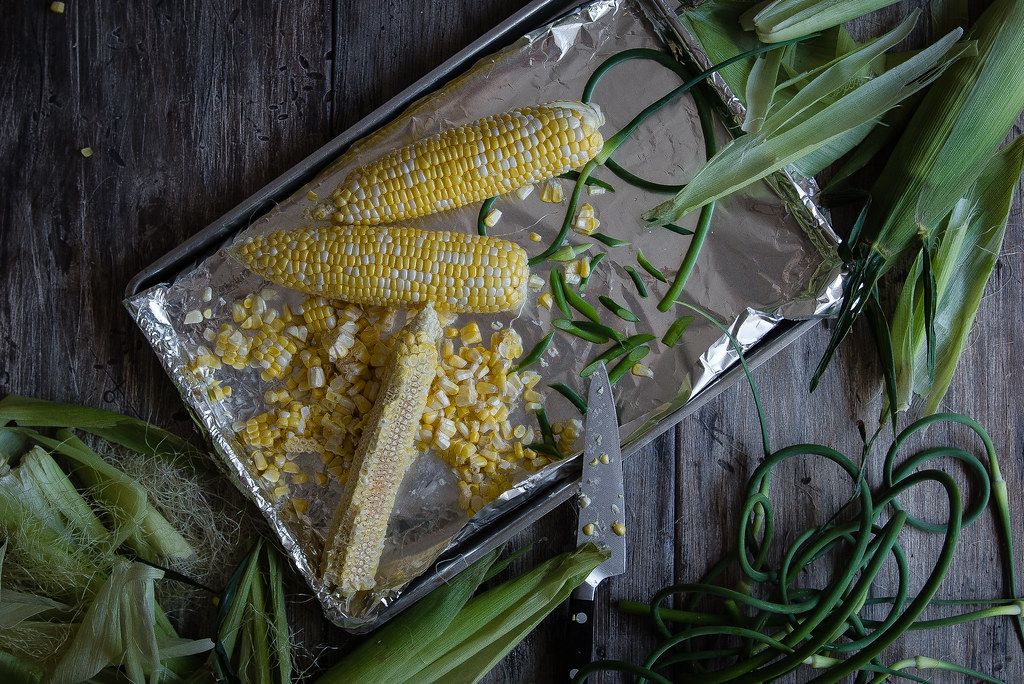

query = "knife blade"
[{"left": 567, "top": 361, "right": 625, "bottom": 680}]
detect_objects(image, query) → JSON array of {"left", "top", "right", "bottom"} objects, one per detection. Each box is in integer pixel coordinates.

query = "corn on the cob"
[
  {"left": 329, "top": 101, "right": 604, "bottom": 225},
  {"left": 234, "top": 225, "right": 530, "bottom": 314},
  {"left": 320, "top": 303, "right": 442, "bottom": 597}
]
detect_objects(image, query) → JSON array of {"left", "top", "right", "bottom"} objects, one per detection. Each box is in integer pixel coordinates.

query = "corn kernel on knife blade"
[{"left": 567, "top": 361, "right": 625, "bottom": 679}]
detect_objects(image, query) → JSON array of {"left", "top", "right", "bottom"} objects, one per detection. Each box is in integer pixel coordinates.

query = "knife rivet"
[{"left": 574, "top": 612, "right": 588, "bottom": 624}]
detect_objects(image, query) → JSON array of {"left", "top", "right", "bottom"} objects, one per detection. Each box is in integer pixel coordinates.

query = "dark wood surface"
[{"left": 2, "top": 1, "right": 1021, "bottom": 682}]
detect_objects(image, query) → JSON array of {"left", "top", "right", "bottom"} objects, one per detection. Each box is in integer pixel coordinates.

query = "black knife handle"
[{"left": 567, "top": 595, "right": 596, "bottom": 681}]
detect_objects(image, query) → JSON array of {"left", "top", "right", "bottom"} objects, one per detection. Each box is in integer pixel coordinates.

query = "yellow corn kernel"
[
  {"left": 528, "top": 231, "right": 543, "bottom": 242},
  {"left": 236, "top": 225, "right": 530, "bottom": 315},
  {"left": 540, "top": 179, "right": 564, "bottom": 203},
  {"left": 514, "top": 184, "right": 534, "bottom": 200},
  {"left": 632, "top": 362, "right": 655, "bottom": 378},
  {"left": 293, "top": 498, "right": 310, "bottom": 515},
  {"left": 329, "top": 101, "right": 604, "bottom": 225},
  {"left": 538, "top": 292, "right": 553, "bottom": 310},
  {"left": 320, "top": 304, "right": 441, "bottom": 598},
  {"left": 460, "top": 322, "right": 482, "bottom": 345},
  {"left": 483, "top": 208, "right": 503, "bottom": 227}
]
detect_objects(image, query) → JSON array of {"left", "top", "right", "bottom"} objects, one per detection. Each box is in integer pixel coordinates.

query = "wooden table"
[{"left": 2, "top": 1, "right": 1020, "bottom": 681}]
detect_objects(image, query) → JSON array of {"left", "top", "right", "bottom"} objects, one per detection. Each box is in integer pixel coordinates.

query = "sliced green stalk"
[
  {"left": 561, "top": 277, "right": 601, "bottom": 324},
  {"left": 623, "top": 266, "right": 648, "bottom": 298},
  {"left": 663, "top": 316, "right": 696, "bottom": 348},
  {"left": 591, "top": 233, "right": 630, "bottom": 248},
  {"left": 608, "top": 346, "right": 651, "bottom": 385},
  {"left": 580, "top": 334, "right": 656, "bottom": 378},
  {"left": 598, "top": 295, "right": 639, "bottom": 323},
  {"left": 549, "top": 269, "right": 571, "bottom": 317},
  {"left": 636, "top": 250, "right": 667, "bottom": 283},
  {"left": 549, "top": 383, "right": 588, "bottom": 415},
  {"left": 513, "top": 332, "right": 554, "bottom": 373},
  {"left": 552, "top": 319, "right": 611, "bottom": 345}
]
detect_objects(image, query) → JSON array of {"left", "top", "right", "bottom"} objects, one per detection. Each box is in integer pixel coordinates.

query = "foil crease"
[{"left": 125, "top": 0, "right": 841, "bottom": 628}]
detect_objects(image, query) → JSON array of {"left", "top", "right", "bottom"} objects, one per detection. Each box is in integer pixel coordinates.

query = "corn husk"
[
  {"left": 410, "top": 544, "right": 606, "bottom": 684},
  {"left": 865, "top": 0, "right": 1024, "bottom": 261},
  {"left": 49, "top": 560, "right": 213, "bottom": 684},
  {"left": 890, "top": 135, "right": 1024, "bottom": 414},
  {"left": 318, "top": 544, "right": 606, "bottom": 684},
  {"left": 813, "top": 0, "right": 1024, "bottom": 390},
  {"left": 644, "top": 12, "right": 970, "bottom": 226},
  {"left": 740, "top": 0, "right": 902, "bottom": 44}
]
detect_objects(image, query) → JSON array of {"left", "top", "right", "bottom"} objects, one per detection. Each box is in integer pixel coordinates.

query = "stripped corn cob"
[
  {"left": 234, "top": 225, "right": 529, "bottom": 313},
  {"left": 320, "top": 303, "right": 442, "bottom": 597},
  {"left": 329, "top": 101, "right": 604, "bottom": 225}
]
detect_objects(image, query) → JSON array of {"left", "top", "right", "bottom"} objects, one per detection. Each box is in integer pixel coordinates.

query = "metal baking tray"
[{"left": 126, "top": 0, "right": 842, "bottom": 629}]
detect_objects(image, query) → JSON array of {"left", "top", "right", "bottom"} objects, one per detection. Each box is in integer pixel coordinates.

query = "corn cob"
[
  {"left": 320, "top": 303, "right": 442, "bottom": 597},
  {"left": 329, "top": 101, "right": 605, "bottom": 225},
  {"left": 234, "top": 224, "right": 530, "bottom": 313}
]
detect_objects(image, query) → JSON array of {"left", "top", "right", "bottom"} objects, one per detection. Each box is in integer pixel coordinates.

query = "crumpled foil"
[{"left": 125, "top": 0, "right": 842, "bottom": 628}]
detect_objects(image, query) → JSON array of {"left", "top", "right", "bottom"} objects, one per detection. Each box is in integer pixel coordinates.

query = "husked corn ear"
[
  {"left": 330, "top": 101, "right": 605, "bottom": 225},
  {"left": 234, "top": 225, "right": 529, "bottom": 313},
  {"left": 320, "top": 303, "right": 442, "bottom": 597}
]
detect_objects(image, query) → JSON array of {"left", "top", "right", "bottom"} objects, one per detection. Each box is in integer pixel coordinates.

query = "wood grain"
[{"left": 1, "top": 1, "right": 1021, "bottom": 682}]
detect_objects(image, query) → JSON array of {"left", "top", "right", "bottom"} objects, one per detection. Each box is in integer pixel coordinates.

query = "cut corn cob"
[
  {"left": 320, "top": 303, "right": 442, "bottom": 597},
  {"left": 329, "top": 101, "right": 604, "bottom": 225},
  {"left": 234, "top": 225, "right": 530, "bottom": 314}
]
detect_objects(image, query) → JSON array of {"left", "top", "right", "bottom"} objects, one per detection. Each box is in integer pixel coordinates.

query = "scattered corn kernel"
[
  {"left": 483, "top": 208, "right": 503, "bottom": 227},
  {"left": 184, "top": 309, "right": 204, "bottom": 325},
  {"left": 80, "top": 146, "right": 93, "bottom": 157},
  {"left": 632, "top": 362, "right": 654, "bottom": 378},
  {"left": 538, "top": 292, "right": 553, "bottom": 310},
  {"left": 50, "top": 1, "right": 65, "bottom": 13},
  {"left": 582, "top": 522, "right": 596, "bottom": 536},
  {"left": 528, "top": 231, "right": 543, "bottom": 242}
]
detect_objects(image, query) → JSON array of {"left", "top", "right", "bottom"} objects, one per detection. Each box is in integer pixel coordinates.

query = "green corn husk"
[
  {"left": 864, "top": 0, "right": 1024, "bottom": 261},
  {"left": 209, "top": 539, "right": 292, "bottom": 684},
  {"left": 49, "top": 560, "right": 213, "bottom": 684},
  {"left": 890, "top": 136, "right": 1024, "bottom": 414},
  {"left": 740, "top": 0, "right": 902, "bottom": 44},
  {"left": 643, "top": 12, "right": 970, "bottom": 226},
  {"left": 16, "top": 428, "right": 196, "bottom": 562},
  {"left": 0, "top": 394, "right": 209, "bottom": 472},
  {"left": 320, "top": 549, "right": 502, "bottom": 684},
  {"left": 409, "top": 544, "right": 606, "bottom": 684},
  {"left": 320, "top": 544, "right": 606, "bottom": 684},
  {"left": 813, "top": 0, "right": 1024, "bottom": 390}
]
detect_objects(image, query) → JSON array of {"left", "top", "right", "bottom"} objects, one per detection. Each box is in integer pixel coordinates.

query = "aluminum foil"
[{"left": 125, "top": 0, "right": 842, "bottom": 628}]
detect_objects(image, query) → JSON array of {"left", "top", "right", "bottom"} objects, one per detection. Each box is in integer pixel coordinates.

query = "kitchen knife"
[{"left": 567, "top": 361, "right": 626, "bottom": 680}]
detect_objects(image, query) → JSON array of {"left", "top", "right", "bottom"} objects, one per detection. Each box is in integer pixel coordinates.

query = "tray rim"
[{"left": 123, "top": 0, "right": 834, "bottom": 630}]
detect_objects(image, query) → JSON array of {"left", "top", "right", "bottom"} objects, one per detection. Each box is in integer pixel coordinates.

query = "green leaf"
[
  {"left": 866, "top": 0, "right": 1024, "bottom": 263},
  {"left": 644, "top": 13, "right": 969, "bottom": 225},
  {"left": 0, "top": 395, "right": 210, "bottom": 473},
  {"left": 48, "top": 560, "right": 206, "bottom": 684},
  {"left": 742, "top": 48, "right": 784, "bottom": 133},
  {"left": 891, "top": 135, "right": 1024, "bottom": 414},
  {"left": 744, "top": 0, "right": 903, "bottom": 44},
  {"left": 409, "top": 544, "right": 607, "bottom": 684},
  {"left": 317, "top": 548, "right": 501, "bottom": 684}
]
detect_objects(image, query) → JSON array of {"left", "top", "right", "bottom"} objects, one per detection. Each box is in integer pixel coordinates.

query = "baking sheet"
[{"left": 126, "top": 0, "right": 842, "bottom": 628}]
